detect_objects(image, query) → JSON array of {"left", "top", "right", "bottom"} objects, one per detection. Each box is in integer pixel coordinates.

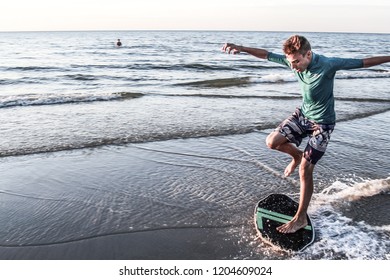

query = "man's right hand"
[{"left": 222, "top": 43, "right": 242, "bottom": 54}]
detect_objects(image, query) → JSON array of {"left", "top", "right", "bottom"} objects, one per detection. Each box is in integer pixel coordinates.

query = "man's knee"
[
  {"left": 266, "top": 132, "right": 284, "bottom": 149},
  {"left": 265, "top": 134, "right": 277, "bottom": 149}
]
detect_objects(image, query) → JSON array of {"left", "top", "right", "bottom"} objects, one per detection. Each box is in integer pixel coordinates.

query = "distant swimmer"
[{"left": 116, "top": 39, "right": 122, "bottom": 47}]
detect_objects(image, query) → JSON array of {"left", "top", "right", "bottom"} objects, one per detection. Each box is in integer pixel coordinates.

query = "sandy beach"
[{"left": 1, "top": 112, "right": 389, "bottom": 260}]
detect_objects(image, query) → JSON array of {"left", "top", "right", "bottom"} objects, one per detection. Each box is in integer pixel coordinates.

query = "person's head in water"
[
  {"left": 283, "top": 35, "right": 312, "bottom": 73},
  {"left": 116, "top": 39, "right": 122, "bottom": 47}
]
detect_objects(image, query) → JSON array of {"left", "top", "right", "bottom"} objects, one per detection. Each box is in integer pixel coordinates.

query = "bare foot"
[
  {"left": 284, "top": 154, "right": 302, "bottom": 177},
  {"left": 276, "top": 215, "right": 308, "bottom": 234}
]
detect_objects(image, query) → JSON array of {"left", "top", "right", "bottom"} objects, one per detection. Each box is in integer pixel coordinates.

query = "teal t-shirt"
[{"left": 267, "top": 52, "right": 364, "bottom": 123}]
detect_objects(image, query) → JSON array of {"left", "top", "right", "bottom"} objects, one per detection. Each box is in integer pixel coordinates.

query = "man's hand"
[
  {"left": 222, "top": 43, "right": 268, "bottom": 59},
  {"left": 222, "top": 43, "right": 242, "bottom": 54}
]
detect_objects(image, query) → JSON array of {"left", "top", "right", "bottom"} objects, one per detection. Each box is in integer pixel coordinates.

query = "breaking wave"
[
  {"left": 178, "top": 70, "right": 390, "bottom": 88},
  {"left": 0, "top": 92, "right": 144, "bottom": 108}
]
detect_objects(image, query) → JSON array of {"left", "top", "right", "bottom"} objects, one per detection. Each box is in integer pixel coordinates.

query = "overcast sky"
[{"left": 1, "top": 0, "right": 389, "bottom": 33}]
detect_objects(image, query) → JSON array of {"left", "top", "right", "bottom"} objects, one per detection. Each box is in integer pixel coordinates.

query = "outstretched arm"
[
  {"left": 222, "top": 43, "right": 269, "bottom": 59},
  {"left": 363, "top": 56, "right": 390, "bottom": 68}
]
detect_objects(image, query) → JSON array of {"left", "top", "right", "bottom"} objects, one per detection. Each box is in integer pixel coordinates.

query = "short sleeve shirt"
[{"left": 267, "top": 52, "right": 364, "bottom": 124}]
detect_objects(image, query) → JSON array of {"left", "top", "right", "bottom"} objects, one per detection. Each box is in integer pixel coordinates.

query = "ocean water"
[{"left": 0, "top": 31, "right": 389, "bottom": 260}]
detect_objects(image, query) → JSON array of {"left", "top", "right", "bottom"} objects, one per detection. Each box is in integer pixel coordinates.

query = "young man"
[{"left": 222, "top": 35, "right": 390, "bottom": 233}]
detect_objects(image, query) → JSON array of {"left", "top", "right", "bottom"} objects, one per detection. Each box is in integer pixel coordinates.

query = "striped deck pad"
[{"left": 255, "top": 194, "right": 315, "bottom": 252}]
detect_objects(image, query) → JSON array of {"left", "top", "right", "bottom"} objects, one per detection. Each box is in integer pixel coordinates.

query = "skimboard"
[{"left": 254, "top": 193, "right": 315, "bottom": 251}]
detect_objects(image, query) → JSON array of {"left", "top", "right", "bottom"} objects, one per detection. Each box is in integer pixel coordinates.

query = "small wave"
[
  {"left": 118, "top": 92, "right": 144, "bottom": 99},
  {"left": 161, "top": 93, "right": 300, "bottom": 100},
  {"left": 178, "top": 77, "right": 252, "bottom": 88},
  {"left": 63, "top": 74, "right": 98, "bottom": 81},
  {"left": 336, "top": 97, "right": 390, "bottom": 103},
  {"left": 0, "top": 79, "right": 13, "bottom": 85},
  {"left": 179, "top": 63, "right": 235, "bottom": 71},
  {"left": 255, "top": 71, "right": 390, "bottom": 82},
  {"left": 294, "top": 177, "right": 390, "bottom": 259},
  {"left": 5, "top": 66, "right": 63, "bottom": 72},
  {"left": 336, "top": 70, "right": 390, "bottom": 80},
  {"left": 337, "top": 107, "right": 390, "bottom": 123},
  {"left": 179, "top": 74, "right": 297, "bottom": 88},
  {"left": 0, "top": 92, "right": 143, "bottom": 108},
  {"left": 77, "top": 63, "right": 236, "bottom": 72},
  {"left": 178, "top": 70, "right": 389, "bottom": 89},
  {"left": 0, "top": 77, "right": 47, "bottom": 85},
  {"left": 0, "top": 126, "right": 261, "bottom": 158},
  {"left": 240, "top": 64, "right": 287, "bottom": 71},
  {"left": 61, "top": 63, "right": 285, "bottom": 72},
  {"left": 253, "top": 73, "right": 296, "bottom": 83}
]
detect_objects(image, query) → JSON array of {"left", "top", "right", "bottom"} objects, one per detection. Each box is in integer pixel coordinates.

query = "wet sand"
[
  {"left": 0, "top": 227, "right": 252, "bottom": 260},
  {"left": 0, "top": 112, "right": 389, "bottom": 260},
  {"left": 0, "top": 133, "right": 276, "bottom": 260}
]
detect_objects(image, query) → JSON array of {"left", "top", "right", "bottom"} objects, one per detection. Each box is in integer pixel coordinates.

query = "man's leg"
[
  {"left": 277, "top": 157, "right": 314, "bottom": 233},
  {"left": 267, "top": 119, "right": 332, "bottom": 234},
  {"left": 266, "top": 131, "right": 302, "bottom": 176}
]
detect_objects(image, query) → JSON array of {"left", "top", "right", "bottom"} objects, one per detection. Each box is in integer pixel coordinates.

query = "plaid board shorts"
[{"left": 277, "top": 108, "right": 335, "bottom": 164}]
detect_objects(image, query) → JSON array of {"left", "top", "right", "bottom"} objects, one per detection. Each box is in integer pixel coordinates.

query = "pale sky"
[{"left": 1, "top": 0, "right": 389, "bottom": 33}]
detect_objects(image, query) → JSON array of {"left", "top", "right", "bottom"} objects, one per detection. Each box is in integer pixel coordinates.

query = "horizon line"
[{"left": 0, "top": 29, "right": 389, "bottom": 35}]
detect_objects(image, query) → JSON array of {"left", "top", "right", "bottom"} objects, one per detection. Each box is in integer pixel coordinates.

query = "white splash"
[
  {"left": 295, "top": 177, "right": 390, "bottom": 260},
  {"left": 318, "top": 177, "right": 390, "bottom": 203}
]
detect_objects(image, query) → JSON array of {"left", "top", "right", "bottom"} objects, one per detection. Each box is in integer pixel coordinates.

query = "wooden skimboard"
[{"left": 254, "top": 193, "right": 315, "bottom": 252}]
